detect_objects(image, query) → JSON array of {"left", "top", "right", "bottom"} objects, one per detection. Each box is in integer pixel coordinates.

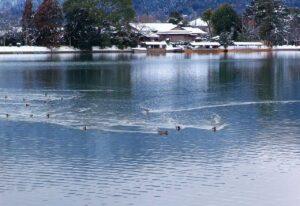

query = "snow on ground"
[
  {"left": 53, "top": 46, "right": 81, "bottom": 52},
  {"left": 0, "top": 46, "right": 80, "bottom": 53},
  {"left": 0, "top": 46, "right": 50, "bottom": 53},
  {"left": 227, "top": 45, "right": 300, "bottom": 50},
  {"left": 273, "top": 45, "right": 300, "bottom": 50},
  {"left": 0, "top": 45, "right": 298, "bottom": 54},
  {"left": 92, "top": 46, "right": 132, "bottom": 52},
  {"left": 0, "top": 46, "right": 132, "bottom": 53},
  {"left": 227, "top": 46, "right": 270, "bottom": 50}
]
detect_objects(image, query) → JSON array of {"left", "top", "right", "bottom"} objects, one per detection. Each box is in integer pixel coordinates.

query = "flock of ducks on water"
[
  {"left": 142, "top": 108, "right": 218, "bottom": 136},
  {"left": 2, "top": 93, "right": 218, "bottom": 135},
  {"left": 3, "top": 93, "right": 53, "bottom": 120}
]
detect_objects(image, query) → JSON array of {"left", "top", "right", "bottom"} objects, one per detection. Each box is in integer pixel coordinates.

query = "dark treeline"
[
  {"left": 20, "top": 0, "right": 137, "bottom": 49},
  {"left": 133, "top": 0, "right": 300, "bottom": 18},
  {"left": 201, "top": 0, "right": 300, "bottom": 46},
  {"left": 1, "top": 0, "right": 300, "bottom": 48}
]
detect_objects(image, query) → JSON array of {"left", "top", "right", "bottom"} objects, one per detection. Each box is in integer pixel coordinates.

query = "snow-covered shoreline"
[
  {"left": 0, "top": 46, "right": 133, "bottom": 54},
  {"left": 0, "top": 45, "right": 298, "bottom": 54}
]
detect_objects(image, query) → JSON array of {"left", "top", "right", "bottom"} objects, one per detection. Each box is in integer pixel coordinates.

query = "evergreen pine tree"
[
  {"left": 287, "top": 8, "right": 300, "bottom": 44},
  {"left": 34, "top": 0, "right": 63, "bottom": 47},
  {"left": 21, "top": 0, "right": 34, "bottom": 45},
  {"left": 64, "top": 7, "right": 97, "bottom": 50},
  {"left": 244, "top": 0, "right": 289, "bottom": 45},
  {"left": 168, "top": 11, "right": 183, "bottom": 25},
  {"left": 211, "top": 4, "right": 240, "bottom": 40},
  {"left": 63, "top": 0, "right": 135, "bottom": 49},
  {"left": 202, "top": 8, "right": 213, "bottom": 39}
]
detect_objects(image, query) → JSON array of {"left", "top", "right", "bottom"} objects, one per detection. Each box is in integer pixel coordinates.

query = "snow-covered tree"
[
  {"left": 64, "top": 7, "right": 97, "bottom": 49},
  {"left": 244, "top": 0, "right": 289, "bottom": 46},
  {"left": 202, "top": 8, "right": 213, "bottom": 39},
  {"left": 286, "top": 8, "right": 300, "bottom": 44},
  {"left": 63, "top": 0, "right": 135, "bottom": 49},
  {"left": 21, "top": 0, "right": 35, "bottom": 45},
  {"left": 219, "top": 30, "right": 234, "bottom": 49},
  {"left": 168, "top": 11, "right": 183, "bottom": 25},
  {"left": 211, "top": 4, "right": 240, "bottom": 40},
  {"left": 34, "top": 0, "right": 63, "bottom": 47}
]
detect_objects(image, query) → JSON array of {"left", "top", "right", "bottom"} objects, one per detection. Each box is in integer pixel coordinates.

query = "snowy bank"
[
  {"left": 0, "top": 46, "right": 49, "bottom": 53},
  {"left": 0, "top": 46, "right": 132, "bottom": 54},
  {"left": 273, "top": 45, "right": 300, "bottom": 50},
  {"left": 0, "top": 45, "right": 298, "bottom": 54},
  {"left": 0, "top": 46, "right": 81, "bottom": 54},
  {"left": 92, "top": 46, "right": 132, "bottom": 53},
  {"left": 228, "top": 45, "right": 300, "bottom": 51}
]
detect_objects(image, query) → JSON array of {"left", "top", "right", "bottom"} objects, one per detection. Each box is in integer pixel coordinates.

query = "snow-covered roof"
[
  {"left": 158, "top": 30, "right": 192, "bottom": 35},
  {"left": 212, "top": 36, "right": 220, "bottom": 40},
  {"left": 157, "top": 27, "right": 207, "bottom": 35},
  {"left": 130, "top": 23, "right": 207, "bottom": 37},
  {"left": 130, "top": 23, "right": 179, "bottom": 38},
  {"left": 142, "top": 33, "right": 160, "bottom": 38},
  {"left": 182, "top": 27, "right": 207, "bottom": 35},
  {"left": 233, "top": 42, "right": 264, "bottom": 46},
  {"left": 143, "top": 41, "right": 167, "bottom": 46},
  {"left": 190, "top": 41, "right": 220, "bottom": 46},
  {"left": 130, "top": 23, "right": 177, "bottom": 33},
  {"left": 189, "top": 18, "right": 208, "bottom": 27}
]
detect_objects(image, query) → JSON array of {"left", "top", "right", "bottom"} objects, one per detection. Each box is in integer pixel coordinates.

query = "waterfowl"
[
  {"left": 158, "top": 130, "right": 168, "bottom": 136},
  {"left": 25, "top": 103, "right": 30, "bottom": 107},
  {"left": 176, "top": 125, "right": 181, "bottom": 131},
  {"left": 212, "top": 126, "right": 217, "bottom": 132},
  {"left": 6, "top": 114, "right": 9, "bottom": 118},
  {"left": 82, "top": 126, "right": 87, "bottom": 131},
  {"left": 142, "top": 108, "right": 150, "bottom": 115},
  {"left": 46, "top": 114, "right": 50, "bottom": 118}
]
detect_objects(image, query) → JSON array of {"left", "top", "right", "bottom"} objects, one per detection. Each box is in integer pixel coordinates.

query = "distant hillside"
[
  {"left": 133, "top": 0, "right": 300, "bottom": 17},
  {"left": 0, "top": 0, "right": 299, "bottom": 25}
]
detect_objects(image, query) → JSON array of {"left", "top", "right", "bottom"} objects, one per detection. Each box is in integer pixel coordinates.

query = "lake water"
[{"left": 0, "top": 52, "right": 300, "bottom": 206}]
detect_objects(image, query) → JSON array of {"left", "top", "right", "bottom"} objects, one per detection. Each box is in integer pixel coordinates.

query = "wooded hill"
[{"left": 1, "top": 0, "right": 299, "bottom": 21}]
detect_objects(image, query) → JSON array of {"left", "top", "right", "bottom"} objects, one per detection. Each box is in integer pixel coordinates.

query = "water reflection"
[{"left": 0, "top": 52, "right": 300, "bottom": 206}]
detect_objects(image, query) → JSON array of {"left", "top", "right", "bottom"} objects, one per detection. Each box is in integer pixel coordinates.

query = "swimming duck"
[
  {"left": 158, "top": 130, "right": 168, "bottom": 136},
  {"left": 212, "top": 126, "right": 217, "bottom": 132},
  {"left": 176, "top": 125, "right": 181, "bottom": 131},
  {"left": 142, "top": 108, "right": 150, "bottom": 115}
]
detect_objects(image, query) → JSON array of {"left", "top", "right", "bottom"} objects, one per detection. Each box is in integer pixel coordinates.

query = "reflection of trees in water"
[
  {"left": 17, "top": 54, "right": 133, "bottom": 93},
  {"left": 207, "top": 53, "right": 239, "bottom": 98},
  {"left": 65, "top": 65, "right": 131, "bottom": 90},
  {"left": 253, "top": 53, "right": 275, "bottom": 101},
  {"left": 218, "top": 53, "right": 238, "bottom": 84},
  {"left": 206, "top": 52, "right": 300, "bottom": 118},
  {"left": 21, "top": 67, "right": 65, "bottom": 89}
]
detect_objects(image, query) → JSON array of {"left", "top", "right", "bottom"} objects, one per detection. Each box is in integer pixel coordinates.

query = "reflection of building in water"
[{"left": 131, "top": 54, "right": 210, "bottom": 109}]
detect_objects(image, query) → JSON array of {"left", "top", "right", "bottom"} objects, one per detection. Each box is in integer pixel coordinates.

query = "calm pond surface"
[{"left": 0, "top": 52, "right": 300, "bottom": 206}]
